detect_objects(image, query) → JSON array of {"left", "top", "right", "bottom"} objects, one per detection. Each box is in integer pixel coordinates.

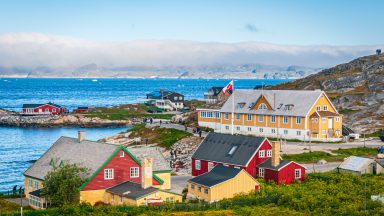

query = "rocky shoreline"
[{"left": 0, "top": 113, "right": 131, "bottom": 128}]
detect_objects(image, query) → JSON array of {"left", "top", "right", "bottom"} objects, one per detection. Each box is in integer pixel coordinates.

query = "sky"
[{"left": 0, "top": 0, "right": 383, "bottom": 69}]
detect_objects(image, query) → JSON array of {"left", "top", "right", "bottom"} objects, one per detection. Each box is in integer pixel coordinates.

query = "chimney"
[
  {"left": 141, "top": 158, "right": 153, "bottom": 189},
  {"left": 271, "top": 141, "right": 281, "bottom": 167},
  {"left": 78, "top": 131, "right": 85, "bottom": 142}
]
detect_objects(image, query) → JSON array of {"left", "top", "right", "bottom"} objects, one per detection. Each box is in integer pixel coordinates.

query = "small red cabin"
[
  {"left": 74, "top": 107, "right": 89, "bottom": 113},
  {"left": 22, "top": 103, "right": 67, "bottom": 115}
]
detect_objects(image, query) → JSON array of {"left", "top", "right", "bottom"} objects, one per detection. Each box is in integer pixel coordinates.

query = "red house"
[
  {"left": 192, "top": 133, "right": 305, "bottom": 184},
  {"left": 22, "top": 103, "right": 67, "bottom": 115},
  {"left": 256, "top": 142, "right": 306, "bottom": 184},
  {"left": 74, "top": 107, "right": 90, "bottom": 113}
]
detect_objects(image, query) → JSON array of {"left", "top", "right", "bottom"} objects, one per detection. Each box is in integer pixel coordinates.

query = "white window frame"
[
  {"left": 296, "top": 116, "right": 301, "bottom": 124},
  {"left": 335, "top": 117, "right": 340, "bottom": 122},
  {"left": 45, "top": 108, "right": 49, "bottom": 112},
  {"left": 283, "top": 116, "right": 288, "bottom": 124},
  {"left": 258, "top": 115, "right": 264, "bottom": 122},
  {"left": 258, "top": 103, "right": 267, "bottom": 110},
  {"left": 52, "top": 108, "right": 56, "bottom": 112},
  {"left": 297, "top": 131, "right": 301, "bottom": 136},
  {"left": 191, "top": 184, "right": 195, "bottom": 190},
  {"left": 284, "top": 130, "right": 288, "bottom": 135},
  {"left": 323, "top": 105, "right": 328, "bottom": 111},
  {"left": 208, "top": 162, "right": 214, "bottom": 171},
  {"left": 195, "top": 160, "right": 201, "bottom": 170},
  {"left": 104, "top": 169, "right": 114, "bottom": 180},
  {"left": 236, "top": 113, "right": 240, "bottom": 120},
  {"left": 271, "top": 115, "right": 276, "bottom": 123},
  {"left": 236, "top": 126, "right": 240, "bottom": 131},
  {"left": 247, "top": 114, "right": 252, "bottom": 121},
  {"left": 322, "top": 117, "right": 326, "bottom": 123},
  {"left": 316, "top": 106, "right": 321, "bottom": 111},
  {"left": 259, "top": 168, "right": 265, "bottom": 177},
  {"left": 267, "top": 150, "right": 272, "bottom": 157},
  {"left": 225, "top": 125, "right": 229, "bottom": 130},
  {"left": 34, "top": 180, "right": 39, "bottom": 189},
  {"left": 120, "top": 151, "right": 125, "bottom": 157},
  {"left": 259, "top": 128, "right": 264, "bottom": 133},
  {"left": 204, "top": 188, "right": 209, "bottom": 194},
  {"left": 295, "top": 169, "right": 301, "bottom": 179},
  {"left": 271, "top": 128, "right": 276, "bottom": 134},
  {"left": 130, "top": 167, "right": 139, "bottom": 178},
  {"left": 259, "top": 150, "right": 265, "bottom": 158},
  {"left": 247, "top": 127, "right": 251, "bottom": 132},
  {"left": 28, "top": 179, "right": 33, "bottom": 188},
  {"left": 224, "top": 113, "right": 229, "bottom": 120}
]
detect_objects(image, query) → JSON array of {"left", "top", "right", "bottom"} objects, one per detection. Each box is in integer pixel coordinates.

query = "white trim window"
[
  {"left": 195, "top": 160, "right": 201, "bottom": 170},
  {"left": 258, "top": 103, "right": 267, "bottom": 110},
  {"left": 130, "top": 167, "right": 139, "bottom": 178},
  {"left": 271, "top": 128, "right": 276, "bottom": 134},
  {"left": 295, "top": 169, "right": 301, "bottom": 179},
  {"left": 322, "top": 117, "right": 327, "bottom": 123},
  {"left": 120, "top": 151, "right": 125, "bottom": 157},
  {"left": 225, "top": 125, "right": 229, "bottom": 130},
  {"left": 323, "top": 105, "right": 328, "bottom": 111},
  {"left": 236, "top": 126, "right": 240, "bottom": 131},
  {"left": 208, "top": 162, "right": 214, "bottom": 171},
  {"left": 224, "top": 113, "right": 229, "bottom": 120},
  {"left": 247, "top": 114, "right": 252, "bottom": 121},
  {"left": 322, "top": 130, "right": 327, "bottom": 135},
  {"left": 271, "top": 115, "right": 276, "bottom": 123},
  {"left": 297, "top": 131, "right": 301, "bottom": 136},
  {"left": 267, "top": 150, "right": 272, "bottom": 157},
  {"left": 34, "top": 180, "right": 39, "bottom": 189},
  {"left": 52, "top": 108, "right": 56, "bottom": 112},
  {"left": 259, "top": 128, "right": 264, "bottom": 133},
  {"left": 284, "top": 130, "right": 288, "bottom": 135},
  {"left": 283, "top": 116, "right": 288, "bottom": 124},
  {"left": 28, "top": 179, "right": 33, "bottom": 188},
  {"left": 258, "top": 115, "right": 264, "bottom": 122},
  {"left": 104, "top": 169, "right": 114, "bottom": 180},
  {"left": 335, "top": 117, "right": 340, "bottom": 122},
  {"left": 259, "top": 150, "right": 265, "bottom": 158},
  {"left": 236, "top": 113, "right": 240, "bottom": 120},
  {"left": 45, "top": 108, "right": 49, "bottom": 112},
  {"left": 316, "top": 106, "right": 321, "bottom": 111},
  {"left": 259, "top": 168, "right": 265, "bottom": 177},
  {"left": 247, "top": 127, "right": 252, "bottom": 132},
  {"left": 296, "top": 116, "right": 301, "bottom": 124},
  {"left": 315, "top": 118, "right": 318, "bottom": 123}
]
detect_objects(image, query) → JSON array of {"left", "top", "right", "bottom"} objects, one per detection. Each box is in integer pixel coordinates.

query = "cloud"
[
  {"left": 0, "top": 32, "right": 381, "bottom": 69},
  {"left": 245, "top": 24, "right": 259, "bottom": 33}
]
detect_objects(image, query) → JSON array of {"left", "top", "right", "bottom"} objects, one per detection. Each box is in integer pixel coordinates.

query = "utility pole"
[
  {"left": 20, "top": 186, "right": 23, "bottom": 216},
  {"left": 363, "top": 133, "right": 366, "bottom": 148},
  {"left": 364, "top": 169, "right": 367, "bottom": 213}
]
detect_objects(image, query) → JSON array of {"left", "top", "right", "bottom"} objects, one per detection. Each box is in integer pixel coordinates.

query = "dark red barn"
[
  {"left": 22, "top": 103, "right": 67, "bottom": 115},
  {"left": 192, "top": 133, "right": 306, "bottom": 185}
]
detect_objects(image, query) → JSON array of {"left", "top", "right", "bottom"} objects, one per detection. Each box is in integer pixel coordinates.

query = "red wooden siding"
[
  {"left": 22, "top": 104, "right": 66, "bottom": 115},
  {"left": 264, "top": 162, "right": 306, "bottom": 184},
  {"left": 82, "top": 150, "right": 141, "bottom": 191}
]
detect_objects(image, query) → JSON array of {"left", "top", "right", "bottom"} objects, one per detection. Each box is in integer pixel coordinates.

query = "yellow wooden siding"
[
  {"left": 188, "top": 170, "right": 259, "bottom": 202},
  {"left": 252, "top": 95, "right": 273, "bottom": 110},
  {"left": 24, "top": 177, "right": 43, "bottom": 198},
  {"left": 80, "top": 189, "right": 106, "bottom": 205},
  {"left": 104, "top": 190, "right": 182, "bottom": 206},
  {"left": 153, "top": 172, "right": 171, "bottom": 190}
]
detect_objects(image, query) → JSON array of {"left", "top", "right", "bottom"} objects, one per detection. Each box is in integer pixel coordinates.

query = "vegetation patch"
[
  {"left": 366, "top": 129, "right": 384, "bottom": 138},
  {"left": 283, "top": 147, "right": 378, "bottom": 163},
  {"left": 129, "top": 124, "right": 192, "bottom": 148},
  {"left": 82, "top": 105, "right": 175, "bottom": 120}
]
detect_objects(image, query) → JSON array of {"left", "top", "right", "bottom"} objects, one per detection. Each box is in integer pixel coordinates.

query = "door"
[{"left": 328, "top": 118, "right": 333, "bottom": 129}]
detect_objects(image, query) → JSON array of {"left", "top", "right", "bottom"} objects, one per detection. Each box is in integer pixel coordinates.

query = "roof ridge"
[{"left": 60, "top": 136, "right": 122, "bottom": 147}]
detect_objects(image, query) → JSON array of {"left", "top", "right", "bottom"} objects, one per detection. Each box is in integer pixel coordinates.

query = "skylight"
[{"left": 228, "top": 145, "right": 238, "bottom": 155}]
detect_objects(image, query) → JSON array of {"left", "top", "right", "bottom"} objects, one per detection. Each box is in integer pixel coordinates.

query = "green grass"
[
  {"left": 283, "top": 147, "right": 378, "bottom": 163},
  {"left": 82, "top": 107, "right": 175, "bottom": 120},
  {"left": 339, "top": 108, "right": 358, "bottom": 114},
  {"left": 365, "top": 129, "right": 384, "bottom": 138}
]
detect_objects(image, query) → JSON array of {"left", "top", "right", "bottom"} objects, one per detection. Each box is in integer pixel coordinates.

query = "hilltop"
[{"left": 271, "top": 54, "right": 384, "bottom": 134}]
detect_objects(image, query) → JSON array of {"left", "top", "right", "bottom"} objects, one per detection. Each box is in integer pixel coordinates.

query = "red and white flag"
[{"left": 222, "top": 80, "right": 233, "bottom": 94}]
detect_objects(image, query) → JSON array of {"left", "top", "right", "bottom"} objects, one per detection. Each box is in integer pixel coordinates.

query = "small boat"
[{"left": 92, "top": 79, "right": 98, "bottom": 82}]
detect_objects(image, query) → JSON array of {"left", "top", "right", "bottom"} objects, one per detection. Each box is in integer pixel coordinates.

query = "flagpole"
[{"left": 231, "top": 80, "right": 234, "bottom": 135}]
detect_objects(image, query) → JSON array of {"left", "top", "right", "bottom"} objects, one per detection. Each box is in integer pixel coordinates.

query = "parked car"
[{"left": 379, "top": 132, "right": 384, "bottom": 142}]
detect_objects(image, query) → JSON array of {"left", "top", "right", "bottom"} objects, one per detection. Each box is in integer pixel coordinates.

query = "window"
[
  {"left": 34, "top": 180, "right": 39, "bottom": 189},
  {"left": 198, "top": 186, "right": 202, "bottom": 192},
  {"left": 267, "top": 150, "right": 272, "bottom": 157},
  {"left": 191, "top": 184, "right": 195, "bottom": 190},
  {"left": 297, "top": 131, "right": 301, "bottom": 136},
  {"left": 179, "top": 96, "right": 183, "bottom": 100},
  {"left": 259, "top": 168, "right": 265, "bottom": 177},
  {"left": 52, "top": 108, "right": 56, "bottom": 112},
  {"left": 195, "top": 160, "right": 201, "bottom": 170},
  {"left": 120, "top": 151, "right": 124, "bottom": 157},
  {"left": 129, "top": 167, "right": 139, "bottom": 178},
  {"left": 296, "top": 117, "right": 301, "bottom": 124},
  {"left": 322, "top": 117, "right": 326, "bottom": 123},
  {"left": 258, "top": 115, "right": 264, "bottom": 122},
  {"left": 208, "top": 162, "right": 215, "bottom": 171},
  {"left": 228, "top": 146, "right": 238, "bottom": 155},
  {"left": 259, "top": 150, "right": 265, "bottom": 158},
  {"left": 322, "top": 130, "right": 326, "bottom": 135},
  {"left": 323, "top": 105, "right": 328, "bottom": 111},
  {"left": 104, "top": 169, "right": 114, "bottom": 180},
  {"left": 315, "top": 118, "right": 318, "bottom": 123},
  {"left": 258, "top": 103, "right": 267, "bottom": 110},
  {"left": 335, "top": 117, "right": 340, "bottom": 122},
  {"left": 284, "top": 130, "right": 288, "bottom": 135},
  {"left": 225, "top": 125, "right": 229, "bottom": 130},
  {"left": 271, "top": 128, "right": 276, "bottom": 134},
  {"left": 247, "top": 127, "right": 251, "bottom": 132},
  {"left": 259, "top": 128, "right": 264, "bottom": 133},
  {"left": 224, "top": 113, "right": 229, "bottom": 120},
  {"left": 174, "top": 96, "right": 178, "bottom": 100},
  {"left": 28, "top": 179, "right": 33, "bottom": 188},
  {"left": 271, "top": 115, "right": 276, "bottom": 123},
  {"left": 247, "top": 114, "right": 252, "bottom": 121},
  {"left": 283, "top": 116, "right": 288, "bottom": 124},
  {"left": 45, "top": 108, "right": 49, "bottom": 112},
  {"left": 234, "top": 166, "right": 241, "bottom": 169},
  {"left": 295, "top": 169, "right": 301, "bottom": 179},
  {"left": 204, "top": 188, "right": 208, "bottom": 194},
  {"left": 316, "top": 106, "right": 321, "bottom": 111},
  {"left": 236, "top": 113, "right": 240, "bottom": 120},
  {"left": 236, "top": 126, "right": 240, "bottom": 131}
]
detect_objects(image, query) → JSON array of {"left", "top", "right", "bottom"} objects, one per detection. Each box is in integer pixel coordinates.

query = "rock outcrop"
[{"left": 271, "top": 54, "right": 384, "bottom": 133}]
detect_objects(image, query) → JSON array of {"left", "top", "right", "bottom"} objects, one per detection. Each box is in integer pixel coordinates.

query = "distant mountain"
[
  {"left": 0, "top": 63, "right": 321, "bottom": 79},
  {"left": 271, "top": 54, "right": 384, "bottom": 133}
]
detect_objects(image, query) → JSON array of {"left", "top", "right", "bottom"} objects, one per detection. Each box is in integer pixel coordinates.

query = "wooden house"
[
  {"left": 146, "top": 90, "right": 184, "bottom": 111},
  {"left": 187, "top": 165, "right": 260, "bottom": 202},
  {"left": 23, "top": 131, "right": 180, "bottom": 209},
  {"left": 22, "top": 103, "right": 67, "bottom": 115}
]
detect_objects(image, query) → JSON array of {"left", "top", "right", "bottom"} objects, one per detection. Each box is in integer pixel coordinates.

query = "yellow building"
[
  {"left": 198, "top": 90, "right": 342, "bottom": 142},
  {"left": 187, "top": 165, "right": 260, "bottom": 202}
]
